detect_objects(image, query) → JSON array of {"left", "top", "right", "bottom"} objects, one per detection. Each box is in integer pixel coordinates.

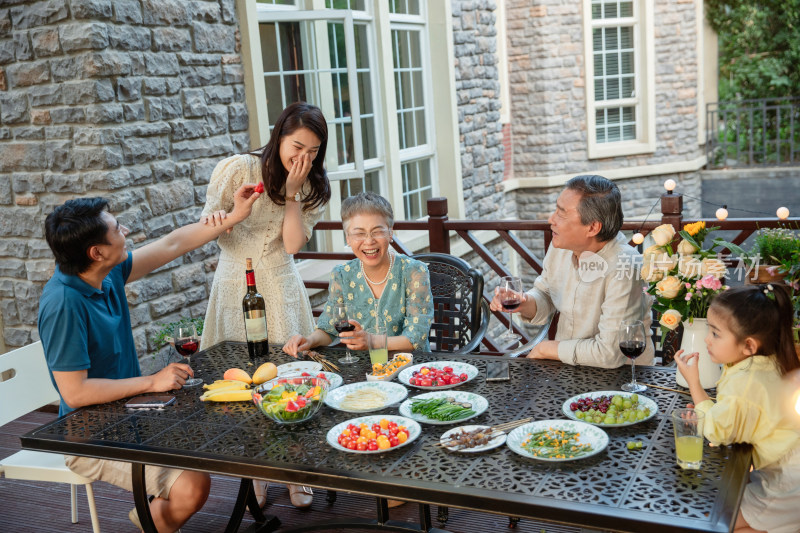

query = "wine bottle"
[{"left": 242, "top": 258, "right": 269, "bottom": 360}]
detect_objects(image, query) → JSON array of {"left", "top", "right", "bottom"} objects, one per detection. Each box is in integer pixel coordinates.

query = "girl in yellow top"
[{"left": 676, "top": 284, "right": 800, "bottom": 533}]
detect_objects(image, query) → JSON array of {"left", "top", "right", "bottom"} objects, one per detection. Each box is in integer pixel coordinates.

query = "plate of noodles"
[{"left": 324, "top": 381, "right": 408, "bottom": 413}]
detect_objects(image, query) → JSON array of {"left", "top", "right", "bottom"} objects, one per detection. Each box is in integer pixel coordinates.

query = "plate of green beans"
[{"left": 398, "top": 391, "right": 488, "bottom": 425}]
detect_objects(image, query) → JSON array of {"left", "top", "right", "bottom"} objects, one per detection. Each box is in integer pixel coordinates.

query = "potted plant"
[
  {"left": 746, "top": 228, "right": 800, "bottom": 284},
  {"left": 773, "top": 247, "right": 800, "bottom": 358}
]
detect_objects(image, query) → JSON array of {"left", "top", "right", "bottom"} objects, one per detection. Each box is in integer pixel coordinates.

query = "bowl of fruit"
[{"left": 253, "top": 373, "right": 330, "bottom": 424}]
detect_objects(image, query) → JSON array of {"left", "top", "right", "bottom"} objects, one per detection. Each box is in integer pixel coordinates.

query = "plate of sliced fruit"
[{"left": 366, "top": 353, "right": 413, "bottom": 382}]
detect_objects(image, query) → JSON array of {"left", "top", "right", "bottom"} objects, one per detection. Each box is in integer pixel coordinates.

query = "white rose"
[
  {"left": 677, "top": 239, "right": 698, "bottom": 255},
  {"left": 678, "top": 256, "right": 703, "bottom": 279},
  {"left": 641, "top": 262, "right": 664, "bottom": 282},
  {"left": 643, "top": 244, "right": 665, "bottom": 258},
  {"left": 651, "top": 224, "right": 676, "bottom": 246},
  {"left": 701, "top": 257, "right": 726, "bottom": 279}
]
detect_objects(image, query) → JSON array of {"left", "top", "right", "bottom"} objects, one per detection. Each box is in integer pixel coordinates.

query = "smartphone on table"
[
  {"left": 125, "top": 395, "right": 176, "bottom": 409},
  {"left": 486, "top": 360, "right": 510, "bottom": 382}
]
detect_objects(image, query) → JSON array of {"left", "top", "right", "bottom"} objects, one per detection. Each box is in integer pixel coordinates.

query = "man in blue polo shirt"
[{"left": 38, "top": 184, "right": 260, "bottom": 533}]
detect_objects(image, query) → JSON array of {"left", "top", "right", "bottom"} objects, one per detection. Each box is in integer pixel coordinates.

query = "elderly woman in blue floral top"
[{"left": 283, "top": 191, "right": 433, "bottom": 355}]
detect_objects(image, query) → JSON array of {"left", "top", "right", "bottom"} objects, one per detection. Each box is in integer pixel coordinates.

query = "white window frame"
[{"left": 583, "top": 0, "right": 655, "bottom": 159}]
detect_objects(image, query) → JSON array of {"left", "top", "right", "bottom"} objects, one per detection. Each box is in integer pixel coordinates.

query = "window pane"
[
  {"left": 622, "top": 106, "right": 634, "bottom": 122},
  {"left": 390, "top": 0, "right": 420, "bottom": 15},
  {"left": 265, "top": 74, "right": 284, "bottom": 119},
  {"left": 592, "top": 3, "right": 601, "bottom": 19},
  {"left": 596, "top": 126, "right": 606, "bottom": 143},
  {"left": 623, "top": 124, "right": 635, "bottom": 139},
  {"left": 620, "top": 26, "right": 633, "bottom": 49},
  {"left": 621, "top": 75, "right": 634, "bottom": 97},
  {"left": 354, "top": 24, "right": 369, "bottom": 69},
  {"left": 414, "top": 109, "right": 426, "bottom": 145},
  {"left": 395, "top": 31, "right": 410, "bottom": 69},
  {"left": 604, "top": 2, "right": 618, "bottom": 18},
  {"left": 284, "top": 73, "right": 309, "bottom": 105},
  {"left": 606, "top": 53, "right": 618, "bottom": 76},
  {"left": 342, "top": 121, "right": 353, "bottom": 165},
  {"left": 259, "top": 0, "right": 295, "bottom": 4},
  {"left": 362, "top": 116, "right": 377, "bottom": 159},
  {"left": 402, "top": 110, "right": 415, "bottom": 148},
  {"left": 412, "top": 71, "right": 424, "bottom": 107},
  {"left": 336, "top": 123, "right": 347, "bottom": 165},
  {"left": 328, "top": 22, "right": 345, "bottom": 69},
  {"left": 621, "top": 51, "right": 634, "bottom": 74},
  {"left": 326, "top": 0, "right": 365, "bottom": 9},
  {"left": 400, "top": 71, "right": 413, "bottom": 110},
  {"left": 604, "top": 28, "right": 618, "bottom": 50},
  {"left": 357, "top": 72, "right": 373, "bottom": 114},
  {"left": 402, "top": 159, "right": 432, "bottom": 219},
  {"left": 620, "top": 2, "right": 633, "bottom": 17},
  {"left": 260, "top": 23, "right": 279, "bottom": 73},
  {"left": 279, "top": 23, "right": 304, "bottom": 72},
  {"left": 607, "top": 77, "right": 619, "bottom": 100}
]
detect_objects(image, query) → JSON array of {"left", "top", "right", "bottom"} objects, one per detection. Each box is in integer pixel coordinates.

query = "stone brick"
[
  {"left": 172, "top": 135, "right": 232, "bottom": 161},
  {"left": 151, "top": 159, "right": 176, "bottom": 182},
  {"left": 10, "top": 0, "right": 69, "bottom": 30},
  {"left": 176, "top": 53, "right": 219, "bottom": 66},
  {"left": 141, "top": 0, "right": 190, "bottom": 26},
  {"left": 30, "top": 27, "right": 61, "bottom": 57},
  {"left": 73, "top": 126, "right": 122, "bottom": 145},
  {"left": 85, "top": 103, "right": 124, "bottom": 123},
  {"left": 220, "top": 0, "right": 235, "bottom": 23},
  {"left": 0, "top": 10, "right": 10, "bottom": 38},
  {"left": 172, "top": 262, "right": 205, "bottom": 290},
  {"left": 0, "top": 143, "right": 44, "bottom": 172},
  {"left": 169, "top": 118, "right": 208, "bottom": 141},
  {"left": 180, "top": 65, "right": 221, "bottom": 87},
  {"left": 190, "top": 158, "right": 218, "bottom": 185},
  {"left": 149, "top": 293, "right": 187, "bottom": 318},
  {"left": 0, "top": 207, "right": 41, "bottom": 237},
  {"left": 49, "top": 56, "right": 80, "bottom": 82},
  {"left": 146, "top": 179, "right": 194, "bottom": 216},
  {"left": 25, "top": 259, "right": 53, "bottom": 281},
  {"left": 112, "top": 0, "right": 142, "bottom": 24},
  {"left": 192, "top": 22, "right": 235, "bottom": 53},
  {"left": 0, "top": 258, "right": 25, "bottom": 277},
  {"left": 116, "top": 77, "right": 141, "bottom": 101},
  {"left": 45, "top": 125, "right": 72, "bottom": 138},
  {"left": 142, "top": 212, "right": 175, "bottom": 238},
  {"left": 14, "top": 126, "right": 44, "bottom": 140},
  {"left": 153, "top": 27, "right": 191, "bottom": 52},
  {"left": 4, "top": 327, "right": 31, "bottom": 347},
  {"left": 73, "top": 146, "right": 123, "bottom": 170},
  {"left": 0, "top": 238, "right": 28, "bottom": 257},
  {"left": 50, "top": 106, "right": 85, "bottom": 123},
  {"left": 231, "top": 132, "right": 249, "bottom": 154},
  {"left": 62, "top": 79, "right": 115, "bottom": 105},
  {"left": 205, "top": 104, "right": 228, "bottom": 135},
  {"left": 6, "top": 60, "right": 49, "bottom": 87},
  {"left": 142, "top": 77, "right": 166, "bottom": 96},
  {"left": 221, "top": 63, "right": 243, "bottom": 84},
  {"left": 82, "top": 168, "right": 130, "bottom": 190},
  {"left": 26, "top": 240, "right": 52, "bottom": 259},
  {"left": 125, "top": 273, "right": 172, "bottom": 305},
  {"left": 123, "top": 102, "right": 145, "bottom": 121},
  {"left": 228, "top": 103, "right": 248, "bottom": 131},
  {"left": 0, "top": 175, "right": 9, "bottom": 204},
  {"left": 143, "top": 52, "right": 180, "bottom": 76},
  {"left": 59, "top": 22, "right": 109, "bottom": 52},
  {"left": 0, "top": 91, "right": 29, "bottom": 124},
  {"left": 15, "top": 32, "right": 32, "bottom": 61},
  {"left": 122, "top": 135, "right": 169, "bottom": 165},
  {"left": 190, "top": 1, "right": 220, "bottom": 22},
  {"left": 44, "top": 172, "right": 84, "bottom": 193},
  {"left": 30, "top": 110, "right": 50, "bottom": 124},
  {"left": 0, "top": 68, "right": 6, "bottom": 91},
  {"left": 82, "top": 51, "right": 132, "bottom": 77},
  {"left": 70, "top": 0, "right": 112, "bottom": 19},
  {"left": 120, "top": 122, "right": 171, "bottom": 137},
  {"left": 182, "top": 88, "right": 207, "bottom": 117},
  {"left": 0, "top": 280, "right": 12, "bottom": 299},
  {"left": 128, "top": 305, "right": 151, "bottom": 329},
  {"left": 107, "top": 25, "right": 150, "bottom": 51},
  {"left": 0, "top": 37, "right": 14, "bottom": 64},
  {"left": 12, "top": 172, "right": 45, "bottom": 194}
]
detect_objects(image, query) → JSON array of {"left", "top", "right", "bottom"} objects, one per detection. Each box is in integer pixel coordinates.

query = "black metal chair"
[{"left": 411, "top": 253, "right": 489, "bottom": 354}]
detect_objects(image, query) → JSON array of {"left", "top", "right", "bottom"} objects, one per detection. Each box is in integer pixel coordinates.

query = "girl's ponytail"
[{"left": 768, "top": 284, "right": 800, "bottom": 375}]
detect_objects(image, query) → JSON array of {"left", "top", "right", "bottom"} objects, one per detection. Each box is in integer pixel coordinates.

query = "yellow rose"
[
  {"left": 659, "top": 309, "right": 682, "bottom": 330},
  {"left": 701, "top": 257, "right": 726, "bottom": 279},
  {"left": 678, "top": 256, "right": 703, "bottom": 279},
  {"left": 655, "top": 275, "right": 682, "bottom": 299},
  {"left": 676, "top": 239, "right": 698, "bottom": 255},
  {"left": 651, "top": 224, "right": 676, "bottom": 246},
  {"left": 640, "top": 262, "right": 664, "bottom": 282}
]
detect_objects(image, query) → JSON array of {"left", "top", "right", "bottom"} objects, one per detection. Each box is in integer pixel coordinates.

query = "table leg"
[
  {"left": 376, "top": 496, "right": 390, "bottom": 523},
  {"left": 225, "top": 478, "right": 281, "bottom": 533},
  {"left": 131, "top": 463, "right": 157, "bottom": 533}
]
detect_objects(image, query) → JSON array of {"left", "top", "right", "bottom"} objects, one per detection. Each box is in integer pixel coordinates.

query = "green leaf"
[
  {"left": 678, "top": 230, "right": 700, "bottom": 250},
  {"left": 711, "top": 238, "right": 745, "bottom": 256}
]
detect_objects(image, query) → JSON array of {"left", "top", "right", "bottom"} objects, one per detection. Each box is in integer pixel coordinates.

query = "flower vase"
[{"left": 675, "top": 318, "right": 722, "bottom": 390}]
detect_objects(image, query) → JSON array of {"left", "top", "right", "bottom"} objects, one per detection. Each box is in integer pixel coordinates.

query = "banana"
[
  {"left": 200, "top": 389, "right": 254, "bottom": 402},
  {"left": 203, "top": 380, "right": 250, "bottom": 391}
]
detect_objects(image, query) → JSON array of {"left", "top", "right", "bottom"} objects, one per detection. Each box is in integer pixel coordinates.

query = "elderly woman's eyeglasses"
[{"left": 347, "top": 229, "right": 391, "bottom": 242}]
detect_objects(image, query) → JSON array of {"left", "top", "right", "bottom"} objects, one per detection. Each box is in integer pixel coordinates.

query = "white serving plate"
[
  {"left": 439, "top": 425, "right": 507, "bottom": 453},
  {"left": 561, "top": 390, "right": 658, "bottom": 427},
  {"left": 397, "top": 361, "right": 479, "bottom": 390},
  {"left": 277, "top": 361, "right": 323, "bottom": 376},
  {"left": 326, "top": 415, "right": 421, "bottom": 454},
  {"left": 324, "top": 381, "right": 408, "bottom": 413},
  {"left": 398, "top": 390, "right": 488, "bottom": 425},
  {"left": 506, "top": 420, "right": 609, "bottom": 462},
  {"left": 366, "top": 353, "right": 414, "bottom": 382}
]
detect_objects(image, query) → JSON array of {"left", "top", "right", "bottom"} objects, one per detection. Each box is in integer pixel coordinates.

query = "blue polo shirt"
[{"left": 38, "top": 252, "right": 140, "bottom": 416}]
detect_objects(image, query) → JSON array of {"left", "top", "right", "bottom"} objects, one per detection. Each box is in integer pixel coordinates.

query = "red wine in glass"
[
  {"left": 619, "top": 340, "right": 645, "bottom": 360},
  {"left": 501, "top": 298, "right": 521, "bottom": 311},
  {"left": 335, "top": 321, "right": 356, "bottom": 334},
  {"left": 175, "top": 339, "right": 199, "bottom": 357}
]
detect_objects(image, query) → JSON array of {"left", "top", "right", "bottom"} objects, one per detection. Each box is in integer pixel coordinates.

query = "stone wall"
[
  {"left": 0, "top": 0, "right": 248, "bottom": 358},
  {"left": 506, "top": 0, "right": 703, "bottom": 177},
  {"left": 452, "top": 0, "right": 505, "bottom": 218}
]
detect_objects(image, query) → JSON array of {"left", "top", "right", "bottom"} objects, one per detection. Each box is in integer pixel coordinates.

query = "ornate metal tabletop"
[{"left": 22, "top": 342, "right": 750, "bottom": 533}]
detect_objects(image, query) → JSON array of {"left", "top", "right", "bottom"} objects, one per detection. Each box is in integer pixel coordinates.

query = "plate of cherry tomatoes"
[
  {"left": 326, "top": 415, "right": 422, "bottom": 453},
  {"left": 397, "top": 361, "right": 479, "bottom": 390}
]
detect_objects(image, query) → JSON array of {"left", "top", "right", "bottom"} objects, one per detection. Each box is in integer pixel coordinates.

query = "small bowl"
[
  {"left": 252, "top": 373, "right": 330, "bottom": 424},
  {"left": 366, "top": 353, "right": 414, "bottom": 382}
]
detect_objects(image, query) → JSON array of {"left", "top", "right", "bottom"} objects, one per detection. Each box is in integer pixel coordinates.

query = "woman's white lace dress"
[{"left": 200, "top": 154, "right": 325, "bottom": 348}]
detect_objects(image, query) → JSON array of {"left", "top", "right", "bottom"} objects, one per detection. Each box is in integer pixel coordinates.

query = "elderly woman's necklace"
[{"left": 361, "top": 250, "right": 395, "bottom": 286}]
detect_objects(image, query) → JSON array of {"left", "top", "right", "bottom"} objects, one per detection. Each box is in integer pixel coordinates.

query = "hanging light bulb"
[
  {"left": 777, "top": 207, "right": 790, "bottom": 220},
  {"left": 632, "top": 232, "right": 644, "bottom": 245},
  {"left": 663, "top": 179, "right": 676, "bottom": 193},
  {"left": 715, "top": 205, "right": 729, "bottom": 221}
]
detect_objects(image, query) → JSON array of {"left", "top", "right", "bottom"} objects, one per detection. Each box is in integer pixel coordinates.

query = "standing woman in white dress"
[{"left": 200, "top": 102, "right": 330, "bottom": 508}]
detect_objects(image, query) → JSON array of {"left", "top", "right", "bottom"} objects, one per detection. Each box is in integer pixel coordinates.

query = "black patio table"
[{"left": 21, "top": 342, "right": 751, "bottom": 533}]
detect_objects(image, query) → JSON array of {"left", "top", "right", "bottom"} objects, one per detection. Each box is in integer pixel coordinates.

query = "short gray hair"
[
  {"left": 341, "top": 191, "right": 394, "bottom": 231},
  {"left": 565, "top": 175, "right": 623, "bottom": 242}
]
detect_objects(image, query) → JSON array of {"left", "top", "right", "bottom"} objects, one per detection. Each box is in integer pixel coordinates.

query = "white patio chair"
[{"left": 0, "top": 341, "right": 101, "bottom": 533}]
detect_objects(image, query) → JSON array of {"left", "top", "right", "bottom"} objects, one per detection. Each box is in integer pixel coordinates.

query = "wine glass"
[
  {"left": 333, "top": 303, "right": 359, "bottom": 365},
  {"left": 619, "top": 319, "right": 647, "bottom": 392},
  {"left": 175, "top": 324, "right": 203, "bottom": 388},
  {"left": 498, "top": 276, "right": 523, "bottom": 344}
]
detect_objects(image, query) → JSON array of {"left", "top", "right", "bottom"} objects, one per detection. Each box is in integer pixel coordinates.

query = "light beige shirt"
[
  {"left": 525, "top": 232, "right": 655, "bottom": 368},
  {"left": 696, "top": 356, "right": 800, "bottom": 470}
]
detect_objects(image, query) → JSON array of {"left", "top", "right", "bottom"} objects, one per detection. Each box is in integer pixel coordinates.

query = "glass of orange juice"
[{"left": 671, "top": 408, "right": 705, "bottom": 469}]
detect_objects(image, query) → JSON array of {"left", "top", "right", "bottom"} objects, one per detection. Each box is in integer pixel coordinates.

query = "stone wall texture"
[
  {"left": 0, "top": 0, "right": 248, "bottom": 355},
  {"left": 506, "top": 0, "right": 703, "bottom": 177},
  {"left": 452, "top": 0, "right": 505, "bottom": 218}
]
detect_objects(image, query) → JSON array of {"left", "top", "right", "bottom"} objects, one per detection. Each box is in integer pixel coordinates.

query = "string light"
[
  {"left": 715, "top": 205, "right": 729, "bottom": 221},
  {"left": 777, "top": 207, "right": 790, "bottom": 220},
  {"left": 663, "top": 179, "right": 676, "bottom": 193},
  {"left": 632, "top": 233, "right": 644, "bottom": 245}
]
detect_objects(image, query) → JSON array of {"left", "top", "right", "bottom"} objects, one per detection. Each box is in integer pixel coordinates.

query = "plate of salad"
[
  {"left": 506, "top": 420, "right": 608, "bottom": 462},
  {"left": 253, "top": 374, "right": 328, "bottom": 424},
  {"left": 398, "top": 391, "right": 488, "bottom": 425}
]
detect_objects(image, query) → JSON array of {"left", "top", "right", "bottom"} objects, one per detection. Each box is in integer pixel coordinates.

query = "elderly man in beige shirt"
[{"left": 491, "top": 175, "right": 654, "bottom": 368}]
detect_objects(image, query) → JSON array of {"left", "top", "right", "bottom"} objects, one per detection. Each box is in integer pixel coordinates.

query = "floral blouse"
[{"left": 317, "top": 254, "right": 434, "bottom": 351}]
